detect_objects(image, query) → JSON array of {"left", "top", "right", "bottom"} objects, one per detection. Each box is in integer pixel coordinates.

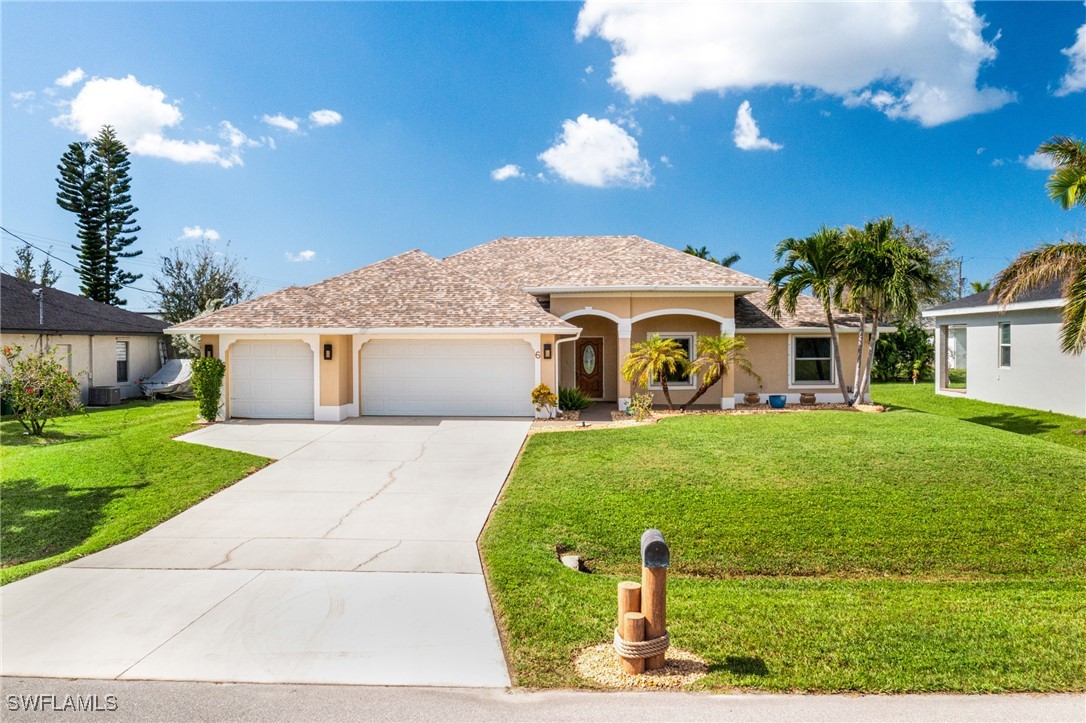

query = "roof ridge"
[{"left": 306, "top": 248, "right": 432, "bottom": 289}]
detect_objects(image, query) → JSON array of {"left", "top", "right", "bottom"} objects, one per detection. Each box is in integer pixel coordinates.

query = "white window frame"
[
  {"left": 116, "top": 339, "right": 129, "bottom": 383},
  {"left": 998, "top": 322, "right": 1011, "bottom": 368},
  {"left": 648, "top": 332, "right": 696, "bottom": 389},
  {"left": 789, "top": 334, "right": 836, "bottom": 388}
]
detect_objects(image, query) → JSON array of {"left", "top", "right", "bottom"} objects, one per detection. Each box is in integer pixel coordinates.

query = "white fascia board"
[
  {"left": 166, "top": 327, "right": 359, "bottom": 335},
  {"left": 923, "top": 298, "right": 1065, "bottom": 318},
  {"left": 524, "top": 285, "right": 765, "bottom": 294},
  {"left": 168, "top": 326, "right": 574, "bottom": 336},
  {"left": 736, "top": 325, "right": 895, "bottom": 334}
]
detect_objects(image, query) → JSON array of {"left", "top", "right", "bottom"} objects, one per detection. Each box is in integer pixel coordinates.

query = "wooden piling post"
[
  {"left": 641, "top": 566, "right": 666, "bottom": 670},
  {"left": 640, "top": 529, "right": 670, "bottom": 672},
  {"left": 621, "top": 612, "right": 646, "bottom": 674},
  {"left": 616, "top": 581, "right": 642, "bottom": 673}
]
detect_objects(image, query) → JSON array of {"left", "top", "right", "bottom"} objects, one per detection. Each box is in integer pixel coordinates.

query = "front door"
[{"left": 575, "top": 338, "right": 603, "bottom": 398}]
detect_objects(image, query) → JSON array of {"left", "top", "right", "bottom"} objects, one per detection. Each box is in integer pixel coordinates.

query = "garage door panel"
[
  {"left": 362, "top": 340, "right": 534, "bottom": 417},
  {"left": 229, "top": 340, "right": 314, "bottom": 419}
]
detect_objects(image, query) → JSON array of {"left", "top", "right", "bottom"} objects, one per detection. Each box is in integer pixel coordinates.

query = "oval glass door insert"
[{"left": 582, "top": 346, "right": 597, "bottom": 374}]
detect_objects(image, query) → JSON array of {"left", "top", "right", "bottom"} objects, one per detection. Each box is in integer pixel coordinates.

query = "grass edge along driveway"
[
  {"left": 1, "top": 400, "right": 269, "bottom": 584},
  {"left": 481, "top": 397, "right": 1086, "bottom": 693}
]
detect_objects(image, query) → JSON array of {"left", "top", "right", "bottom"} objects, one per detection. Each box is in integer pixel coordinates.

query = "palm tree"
[
  {"left": 681, "top": 334, "right": 760, "bottom": 411},
  {"left": 683, "top": 245, "right": 713, "bottom": 260},
  {"left": 621, "top": 334, "right": 688, "bottom": 410},
  {"left": 992, "top": 242, "right": 1086, "bottom": 354},
  {"left": 1037, "top": 136, "right": 1086, "bottom": 210},
  {"left": 683, "top": 245, "right": 741, "bottom": 267},
  {"left": 768, "top": 226, "right": 853, "bottom": 404},
  {"left": 969, "top": 280, "right": 991, "bottom": 294},
  {"left": 842, "top": 218, "right": 939, "bottom": 402}
]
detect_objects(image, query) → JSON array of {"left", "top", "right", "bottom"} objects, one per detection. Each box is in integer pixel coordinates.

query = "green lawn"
[
  {"left": 873, "top": 382, "right": 1086, "bottom": 451},
  {"left": 1, "top": 400, "right": 269, "bottom": 584},
  {"left": 481, "top": 400, "right": 1086, "bottom": 692}
]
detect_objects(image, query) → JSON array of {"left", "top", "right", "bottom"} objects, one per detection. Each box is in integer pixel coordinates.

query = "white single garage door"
[
  {"left": 363, "top": 340, "right": 535, "bottom": 417},
  {"left": 229, "top": 340, "right": 314, "bottom": 419}
]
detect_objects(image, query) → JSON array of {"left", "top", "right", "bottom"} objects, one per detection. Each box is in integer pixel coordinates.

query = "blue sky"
[{"left": 2, "top": 1, "right": 1083, "bottom": 307}]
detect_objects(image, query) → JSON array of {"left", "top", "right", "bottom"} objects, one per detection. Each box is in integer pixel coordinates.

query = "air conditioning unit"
[{"left": 88, "top": 386, "right": 121, "bottom": 406}]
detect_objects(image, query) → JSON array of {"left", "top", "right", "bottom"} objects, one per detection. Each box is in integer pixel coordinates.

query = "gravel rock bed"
[{"left": 573, "top": 643, "right": 709, "bottom": 689}]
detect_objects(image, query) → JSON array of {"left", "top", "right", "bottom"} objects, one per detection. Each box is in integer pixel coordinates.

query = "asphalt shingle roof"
[
  {"left": 925, "top": 279, "right": 1064, "bottom": 313},
  {"left": 444, "top": 235, "right": 766, "bottom": 291},
  {"left": 736, "top": 289, "right": 863, "bottom": 330},
  {"left": 171, "top": 250, "right": 576, "bottom": 331},
  {"left": 0, "top": 273, "right": 168, "bottom": 335}
]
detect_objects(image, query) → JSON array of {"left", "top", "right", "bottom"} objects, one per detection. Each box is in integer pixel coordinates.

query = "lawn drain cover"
[{"left": 573, "top": 643, "right": 708, "bottom": 689}]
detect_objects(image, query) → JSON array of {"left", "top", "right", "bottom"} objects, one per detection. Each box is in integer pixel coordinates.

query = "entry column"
[{"left": 617, "top": 320, "right": 632, "bottom": 410}]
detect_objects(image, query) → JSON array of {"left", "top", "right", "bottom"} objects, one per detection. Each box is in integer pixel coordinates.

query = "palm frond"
[{"left": 991, "top": 242, "right": 1086, "bottom": 306}]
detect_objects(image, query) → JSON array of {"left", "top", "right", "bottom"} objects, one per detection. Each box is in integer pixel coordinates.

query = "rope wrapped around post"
[{"left": 613, "top": 628, "right": 670, "bottom": 659}]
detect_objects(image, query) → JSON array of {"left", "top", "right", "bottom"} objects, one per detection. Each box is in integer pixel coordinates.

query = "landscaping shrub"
[
  {"left": 627, "top": 392, "right": 654, "bottom": 421},
  {"left": 531, "top": 383, "right": 558, "bottom": 418},
  {"left": 558, "top": 386, "right": 593, "bottom": 411},
  {"left": 0, "top": 345, "right": 82, "bottom": 435},
  {"left": 190, "top": 356, "right": 226, "bottom": 422}
]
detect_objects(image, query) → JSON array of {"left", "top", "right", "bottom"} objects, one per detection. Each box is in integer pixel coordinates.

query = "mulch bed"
[{"left": 574, "top": 643, "right": 708, "bottom": 689}]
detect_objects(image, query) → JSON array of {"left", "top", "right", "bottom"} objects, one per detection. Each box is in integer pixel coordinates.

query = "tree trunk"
[
  {"left": 858, "top": 311, "right": 881, "bottom": 403},
  {"left": 824, "top": 304, "right": 849, "bottom": 406},
  {"left": 850, "top": 313, "right": 868, "bottom": 406},
  {"left": 680, "top": 370, "right": 719, "bottom": 411},
  {"left": 659, "top": 377, "right": 674, "bottom": 410}
]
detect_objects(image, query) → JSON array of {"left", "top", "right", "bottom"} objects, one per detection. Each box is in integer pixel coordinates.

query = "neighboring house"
[
  {"left": 169, "top": 236, "right": 875, "bottom": 420},
  {"left": 0, "top": 273, "right": 170, "bottom": 402},
  {"left": 923, "top": 280, "right": 1085, "bottom": 417}
]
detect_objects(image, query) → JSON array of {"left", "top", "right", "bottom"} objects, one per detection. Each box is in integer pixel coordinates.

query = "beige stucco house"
[
  {"left": 0, "top": 273, "right": 170, "bottom": 403},
  {"left": 169, "top": 236, "right": 872, "bottom": 420}
]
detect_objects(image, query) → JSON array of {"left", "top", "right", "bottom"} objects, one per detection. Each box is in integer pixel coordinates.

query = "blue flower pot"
[{"left": 768, "top": 394, "right": 787, "bottom": 409}]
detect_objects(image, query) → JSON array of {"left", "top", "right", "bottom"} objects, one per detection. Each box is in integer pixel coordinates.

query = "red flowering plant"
[{"left": 0, "top": 345, "right": 83, "bottom": 435}]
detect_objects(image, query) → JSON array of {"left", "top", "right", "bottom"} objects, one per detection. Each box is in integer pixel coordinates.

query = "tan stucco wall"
[
  {"left": 540, "top": 334, "right": 556, "bottom": 392},
  {"left": 736, "top": 331, "right": 864, "bottom": 395},
  {"left": 558, "top": 316, "right": 619, "bottom": 400},
  {"left": 200, "top": 334, "right": 219, "bottom": 358},
  {"left": 550, "top": 292, "right": 735, "bottom": 323},
  {"left": 1, "top": 332, "right": 164, "bottom": 402},
  {"left": 319, "top": 334, "right": 353, "bottom": 407},
  {"left": 631, "top": 315, "right": 730, "bottom": 406}
]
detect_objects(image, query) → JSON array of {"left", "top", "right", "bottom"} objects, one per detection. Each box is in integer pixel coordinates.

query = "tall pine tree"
[{"left": 55, "top": 125, "right": 142, "bottom": 305}]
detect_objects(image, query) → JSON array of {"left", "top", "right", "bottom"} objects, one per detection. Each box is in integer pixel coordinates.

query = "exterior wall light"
[
  {"left": 323, "top": 343, "right": 333, "bottom": 361},
  {"left": 543, "top": 343, "right": 552, "bottom": 359},
  {"left": 203, "top": 344, "right": 214, "bottom": 357}
]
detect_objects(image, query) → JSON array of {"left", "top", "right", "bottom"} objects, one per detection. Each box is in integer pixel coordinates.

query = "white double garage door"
[{"left": 229, "top": 339, "right": 536, "bottom": 419}]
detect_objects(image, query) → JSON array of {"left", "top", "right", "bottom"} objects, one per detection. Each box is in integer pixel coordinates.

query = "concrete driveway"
[{"left": 1, "top": 417, "right": 530, "bottom": 687}]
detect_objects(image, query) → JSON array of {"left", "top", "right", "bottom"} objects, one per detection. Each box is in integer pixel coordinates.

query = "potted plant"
[
  {"left": 799, "top": 392, "right": 816, "bottom": 404},
  {"left": 768, "top": 394, "right": 787, "bottom": 409}
]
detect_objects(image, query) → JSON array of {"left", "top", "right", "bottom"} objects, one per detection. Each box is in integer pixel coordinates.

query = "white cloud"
[
  {"left": 263, "top": 113, "right": 300, "bottom": 133},
  {"left": 575, "top": 1, "right": 1015, "bottom": 126},
  {"left": 286, "top": 249, "right": 316, "bottom": 262},
  {"left": 991, "top": 158, "right": 1004, "bottom": 167},
  {"left": 181, "top": 226, "right": 221, "bottom": 241},
  {"left": 538, "top": 114, "right": 652, "bottom": 188},
  {"left": 10, "top": 90, "right": 35, "bottom": 106},
  {"left": 308, "top": 109, "right": 343, "bottom": 127},
  {"left": 585, "top": 65, "right": 594, "bottom": 74},
  {"left": 52, "top": 74, "right": 253, "bottom": 168},
  {"left": 55, "top": 67, "right": 86, "bottom": 88},
  {"left": 1055, "top": 24, "right": 1086, "bottom": 96},
  {"left": 732, "top": 101, "right": 783, "bottom": 151},
  {"left": 976, "top": 147, "right": 986, "bottom": 155},
  {"left": 659, "top": 155, "right": 672, "bottom": 167},
  {"left": 490, "top": 164, "right": 524, "bottom": 181},
  {"left": 1020, "top": 152, "right": 1057, "bottom": 171}
]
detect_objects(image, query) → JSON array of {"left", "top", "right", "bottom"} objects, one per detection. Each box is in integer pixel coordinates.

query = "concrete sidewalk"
[
  {"left": 2, "top": 678, "right": 1081, "bottom": 722},
  {"left": 1, "top": 418, "right": 529, "bottom": 688}
]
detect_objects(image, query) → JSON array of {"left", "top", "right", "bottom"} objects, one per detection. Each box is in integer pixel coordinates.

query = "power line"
[{"left": 1, "top": 226, "right": 156, "bottom": 295}]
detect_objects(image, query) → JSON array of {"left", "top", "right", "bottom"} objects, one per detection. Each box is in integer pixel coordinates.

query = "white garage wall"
[{"left": 935, "top": 308, "right": 1086, "bottom": 418}]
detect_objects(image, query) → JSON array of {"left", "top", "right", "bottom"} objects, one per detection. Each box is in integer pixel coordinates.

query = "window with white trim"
[
  {"left": 116, "top": 340, "right": 129, "bottom": 383},
  {"left": 998, "top": 322, "right": 1011, "bottom": 367},
  {"left": 792, "top": 336, "right": 834, "bottom": 385},
  {"left": 649, "top": 333, "right": 695, "bottom": 388}
]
